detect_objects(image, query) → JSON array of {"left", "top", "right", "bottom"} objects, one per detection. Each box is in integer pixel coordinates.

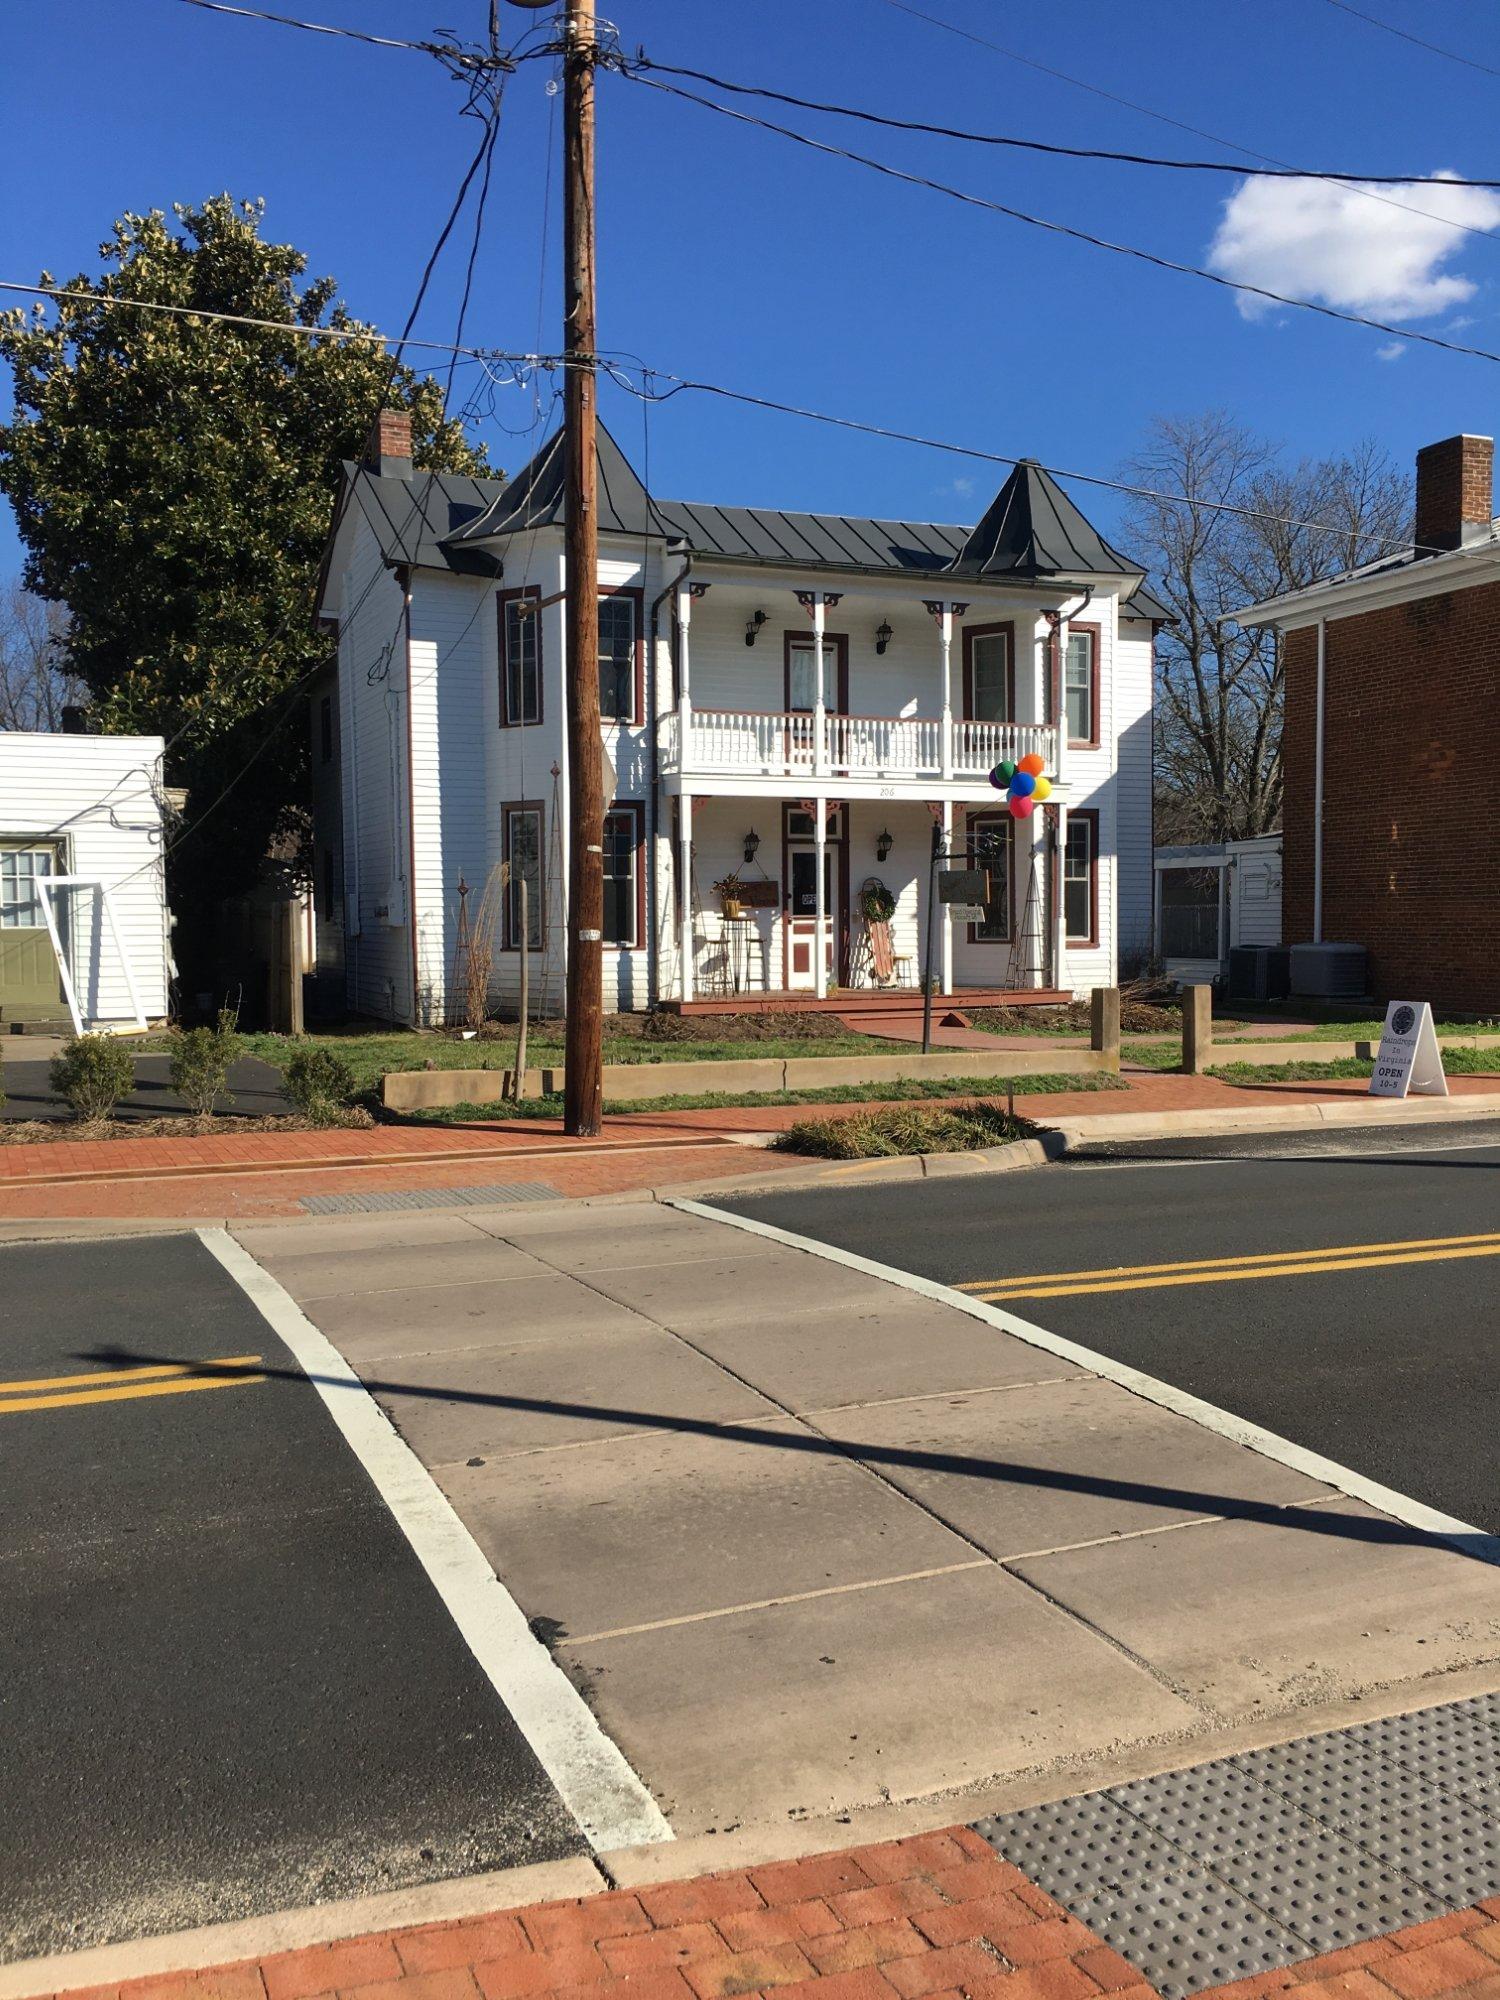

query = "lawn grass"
[
  {"left": 772, "top": 1101, "right": 1028, "bottom": 1159},
  {"left": 1215, "top": 1018, "right": 1500, "bottom": 1044},
  {"left": 127, "top": 1024, "right": 904, "bottom": 1092},
  {"left": 395, "top": 1068, "right": 1126, "bottom": 1124},
  {"left": 1209, "top": 1047, "right": 1500, "bottom": 1084}
]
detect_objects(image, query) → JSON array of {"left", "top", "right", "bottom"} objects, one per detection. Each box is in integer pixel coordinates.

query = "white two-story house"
[{"left": 316, "top": 409, "right": 1162, "bottom": 1023}]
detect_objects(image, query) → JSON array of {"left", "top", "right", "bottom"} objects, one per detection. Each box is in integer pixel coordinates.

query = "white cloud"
[
  {"left": 1375, "top": 341, "right": 1406, "bottom": 361},
  {"left": 1207, "top": 173, "right": 1500, "bottom": 322}
]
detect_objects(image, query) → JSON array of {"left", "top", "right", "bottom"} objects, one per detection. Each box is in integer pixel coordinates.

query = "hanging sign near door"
[
  {"left": 939, "top": 868, "right": 990, "bottom": 904},
  {"left": 1369, "top": 1000, "right": 1449, "bottom": 1098}
]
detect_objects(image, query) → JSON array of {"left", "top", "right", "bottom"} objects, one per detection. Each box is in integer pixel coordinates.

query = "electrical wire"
[
  {"left": 172, "top": 0, "right": 509, "bottom": 67},
  {"left": 628, "top": 53, "right": 1500, "bottom": 189},
  {"left": 616, "top": 67, "right": 1500, "bottom": 368},
  {"left": 872, "top": 0, "right": 1499, "bottom": 245},
  {"left": 1320, "top": 0, "right": 1500, "bottom": 81}
]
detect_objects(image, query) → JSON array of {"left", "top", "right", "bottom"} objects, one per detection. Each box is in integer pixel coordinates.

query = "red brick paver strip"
[{"left": 28, "top": 1832, "right": 1500, "bottom": 2000}]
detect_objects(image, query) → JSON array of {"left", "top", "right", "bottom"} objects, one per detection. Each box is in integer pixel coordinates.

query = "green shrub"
[
  {"left": 168, "top": 1012, "right": 242, "bottom": 1118},
  {"left": 284, "top": 1047, "right": 358, "bottom": 1122},
  {"left": 49, "top": 1035, "right": 136, "bottom": 1122}
]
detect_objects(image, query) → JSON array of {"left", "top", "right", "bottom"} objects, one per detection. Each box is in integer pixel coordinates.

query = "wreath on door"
[{"left": 858, "top": 878, "right": 896, "bottom": 923}]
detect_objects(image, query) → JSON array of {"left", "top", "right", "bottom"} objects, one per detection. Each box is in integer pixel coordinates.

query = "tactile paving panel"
[
  {"left": 299, "top": 1180, "right": 560, "bottom": 1213},
  {"left": 975, "top": 1693, "right": 1500, "bottom": 1998}
]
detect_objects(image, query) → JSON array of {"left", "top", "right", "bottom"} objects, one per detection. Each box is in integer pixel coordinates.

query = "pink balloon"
[{"left": 1008, "top": 795, "right": 1034, "bottom": 819}]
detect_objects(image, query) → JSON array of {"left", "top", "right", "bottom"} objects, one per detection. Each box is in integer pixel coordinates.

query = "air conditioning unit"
[
  {"left": 1228, "top": 945, "right": 1291, "bottom": 1002},
  {"left": 1289, "top": 942, "right": 1367, "bottom": 999}
]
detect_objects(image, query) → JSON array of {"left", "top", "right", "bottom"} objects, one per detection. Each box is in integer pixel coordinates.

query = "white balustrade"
[{"left": 665, "top": 708, "right": 1057, "bottom": 784}]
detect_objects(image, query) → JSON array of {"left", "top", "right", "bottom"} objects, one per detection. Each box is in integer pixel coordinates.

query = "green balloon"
[{"left": 989, "top": 759, "right": 1016, "bottom": 790}]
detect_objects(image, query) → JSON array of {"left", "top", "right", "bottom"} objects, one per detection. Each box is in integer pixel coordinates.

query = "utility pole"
[{"left": 559, "top": 0, "right": 602, "bottom": 1136}]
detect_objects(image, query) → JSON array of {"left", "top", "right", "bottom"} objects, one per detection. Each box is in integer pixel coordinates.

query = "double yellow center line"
[
  {"left": 0, "top": 1355, "right": 266, "bottom": 1416},
  {"left": 956, "top": 1229, "right": 1500, "bottom": 1302}
]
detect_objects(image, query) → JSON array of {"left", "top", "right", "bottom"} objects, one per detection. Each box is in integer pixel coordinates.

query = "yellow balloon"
[{"left": 1031, "top": 775, "right": 1052, "bottom": 801}]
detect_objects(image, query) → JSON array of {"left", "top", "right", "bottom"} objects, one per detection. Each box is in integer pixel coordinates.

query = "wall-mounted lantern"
[
  {"left": 875, "top": 620, "right": 893, "bottom": 656},
  {"left": 745, "top": 610, "right": 767, "bottom": 647},
  {"left": 743, "top": 828, "right": 761, "bottom": 866},
  {"left": 875, "top": 827, "right": 894, "bottom": 862}
]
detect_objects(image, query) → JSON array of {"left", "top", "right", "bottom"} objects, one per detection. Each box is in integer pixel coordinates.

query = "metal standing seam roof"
[{"left": 341, "top": 421, "right": 1171, "bottom": 617}]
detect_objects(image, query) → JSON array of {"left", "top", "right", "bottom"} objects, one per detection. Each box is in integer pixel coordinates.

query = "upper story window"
[
  {"left": 963, "top": 625, "right": 1013, "bottom": 722},
  {"left": 1064, "top": 626, "right": 1098, "bottom": 746},
  {"left": 500, "top": 588, "right": 542, "bottom": 727},
  {"left": 599, "top": 591, "right": 640, "bottom": 724},
  {"left": 785, "top": 634, "right": 847, "bottom": 712}
]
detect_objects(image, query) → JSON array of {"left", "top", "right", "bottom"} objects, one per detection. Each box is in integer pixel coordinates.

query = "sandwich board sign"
[{"left": 1369, "top": 1000, "right": 1449, "bottom": 1099}]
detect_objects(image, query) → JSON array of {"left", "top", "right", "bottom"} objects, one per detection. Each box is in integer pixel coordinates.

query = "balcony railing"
[{"left": 662, "top": 708, "right": 1057, "bottom": 784}]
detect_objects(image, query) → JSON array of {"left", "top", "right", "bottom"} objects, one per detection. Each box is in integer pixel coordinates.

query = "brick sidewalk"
[
  {"left": 29, "top": 1830, "right": 1500, "bottom": 2000},
  {"left": 1, "top": 1074, "right": 1496, "bottom": 1222}
]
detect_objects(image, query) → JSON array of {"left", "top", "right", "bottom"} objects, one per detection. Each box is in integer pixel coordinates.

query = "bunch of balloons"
[{"left": 988, "top": 751, "right": 1052, "bottom": 819}]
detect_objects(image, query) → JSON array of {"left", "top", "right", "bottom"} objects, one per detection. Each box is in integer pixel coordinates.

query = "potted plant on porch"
[{"left": 713, "top": 871, "right": 748, "bottom": 920}]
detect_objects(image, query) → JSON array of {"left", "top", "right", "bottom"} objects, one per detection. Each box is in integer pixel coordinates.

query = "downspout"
[
  {"left": 648, "top": 540, "right": 693, "bottom": 1008},
  {"left": 1313, "top": 616, "right": 1326, "bottom": 945},
  {"left": 401, "top": 568, "right": 421, "bottom": 1024}
]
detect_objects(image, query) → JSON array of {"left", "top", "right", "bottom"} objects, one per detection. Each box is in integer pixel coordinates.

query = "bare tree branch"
[{"left": 0, "top": 581, "right": 80, "bottom": 731}]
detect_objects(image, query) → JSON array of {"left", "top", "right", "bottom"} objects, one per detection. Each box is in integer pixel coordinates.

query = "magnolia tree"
[
  {"left": 0, "top": 196, "right": 488, "bottom": 938},
  {"left": 1120, "top": 412, "right": 1409, "bottom": 844}
]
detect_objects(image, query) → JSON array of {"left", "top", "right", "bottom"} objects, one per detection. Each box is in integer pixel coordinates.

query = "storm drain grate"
[
  {"left": 299, "top": 1181, "right": 561, "bottom": 1214},
  {"left": 975, "top": 1692, "right": 1500, "bottom": 1998}
]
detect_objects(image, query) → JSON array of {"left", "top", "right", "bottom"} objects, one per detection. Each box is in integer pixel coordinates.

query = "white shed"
[
  {"left": 1152, "top": 833, "right": 1282, "bottom": 986},
  {"left": 0, "top": 732, "right": 171, "bottom": 1032}
]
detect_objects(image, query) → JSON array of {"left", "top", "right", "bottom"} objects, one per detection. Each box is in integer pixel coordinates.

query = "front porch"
[{"left": 670, "top": 795, "right": 1075, "bottom": 1008}]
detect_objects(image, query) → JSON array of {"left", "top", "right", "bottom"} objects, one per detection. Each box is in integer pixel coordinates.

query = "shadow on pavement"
[{"left": 76, "top": 1343, "right": 1500, "bottom": 1566}]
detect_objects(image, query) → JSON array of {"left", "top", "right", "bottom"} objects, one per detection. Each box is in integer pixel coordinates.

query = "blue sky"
[{"left": 4, "top": 0, "right": 1500, "bottom": 575}]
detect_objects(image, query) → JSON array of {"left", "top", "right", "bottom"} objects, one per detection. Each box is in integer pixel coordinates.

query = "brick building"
[{"left": 1237, "top": 433, "right": 1500, "bottom": 1014}]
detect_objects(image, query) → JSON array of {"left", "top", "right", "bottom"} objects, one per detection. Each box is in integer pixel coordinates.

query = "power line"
[
  {"left": 872, "top": 0, "right": 1499, "bottom": 245},
  {"left": 616, "top": 68, "right": 1500, "bottom": 367},
  {"left": 172, "top": 0, "right": 510, "bottom": 68},
  {"left": 594, "top": 358, "right": 1430, "bottom": 558},
  {"left": 629, "top": 53, "right": 1500, "bottom": 189},
  {"left": 1321, "top": 0, "right": 1500, "bottom": 81},
  {"left": 0, "top": 280, "right": 514, "bottom": 361}
]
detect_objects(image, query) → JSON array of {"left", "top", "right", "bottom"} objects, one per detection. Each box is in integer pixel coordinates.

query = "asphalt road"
[
  {"left": 0, "top": 1054, "right": 290, "bottom": 1122},
  {"left": 718, "top": 1121, "right": 1500, "bottom": 1531},
  {"left": 0, "top": 1232, "right": 582, "bottom": 1964}
]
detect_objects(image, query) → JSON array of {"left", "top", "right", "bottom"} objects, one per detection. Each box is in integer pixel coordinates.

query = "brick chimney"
[
  {"left": 365, "top": 407, "right": 413, "bottom": 476},
  {"left": 1414, "top": 433, "right": 1493, "bottom": 552}
]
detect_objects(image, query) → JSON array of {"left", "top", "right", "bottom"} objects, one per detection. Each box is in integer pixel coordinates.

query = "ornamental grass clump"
[
  {"left": 773, "top": 1100, "right": 1024, "bottom": 1159},
  {"left": 49, "top": 1034, "right": 136, "bottom": 1123}
]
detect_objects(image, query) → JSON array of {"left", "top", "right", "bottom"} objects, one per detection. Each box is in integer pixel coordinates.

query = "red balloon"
[
  {"left": 1008, "top": 795, "right": 1034, "bottom": 819},
  {"left": 1017, "top": 753, "right": 1046, "bottom": 777}
]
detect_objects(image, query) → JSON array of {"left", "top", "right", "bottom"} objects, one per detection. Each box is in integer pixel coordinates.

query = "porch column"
[
  {"left": 814, "top": 796, "right": 828, "bottom": 1000},
  {"left": 811, "top": 594, "right": 828, "bottom": 776},
  {"left": 940, "top": 799, "right": 954, "bottom": 995},
  {"left": 1052, "top": 801, "right": 1069, "bottom": 994},
  {"left": 1152, "top": 859, "right": 1163, "bottom": 962},
  {"left": 675, "top": 579, "right": 693, "bottom": 768},
  {"left": 1216, "top": 861, "right": 1229, "bottom": 972},
  {"left": 924, "top": 600, "right": 958, "bottom": 779},
  {"left": 678, "top": 792, "right": 694, "bottom": 1004}
]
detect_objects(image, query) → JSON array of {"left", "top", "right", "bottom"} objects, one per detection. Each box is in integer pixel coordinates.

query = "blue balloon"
[{"left": 1008, "top": 769, "right": 1036, "bottom": 798}]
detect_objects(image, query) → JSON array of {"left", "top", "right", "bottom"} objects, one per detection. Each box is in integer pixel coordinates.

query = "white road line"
[
  {"left": 198, "top": 1227, "right": 672, "bottom": 1855},
  {"left": 668, "top": 1198, "right": 1500, "bottom": 1568}
]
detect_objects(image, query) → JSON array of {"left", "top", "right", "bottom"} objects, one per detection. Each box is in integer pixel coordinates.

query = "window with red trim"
[
  {"left": 1064, "top": 811, "right": 1098, "bottom": 945},
  {"left": 967, "top": 815, "right": 1013, "bottom": 943},
  {"left": 602, "top": 805, "right": 643, "bottom": 948},
  {"left": 499, "top": 589, "right": 541, "bottom": 727}
]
